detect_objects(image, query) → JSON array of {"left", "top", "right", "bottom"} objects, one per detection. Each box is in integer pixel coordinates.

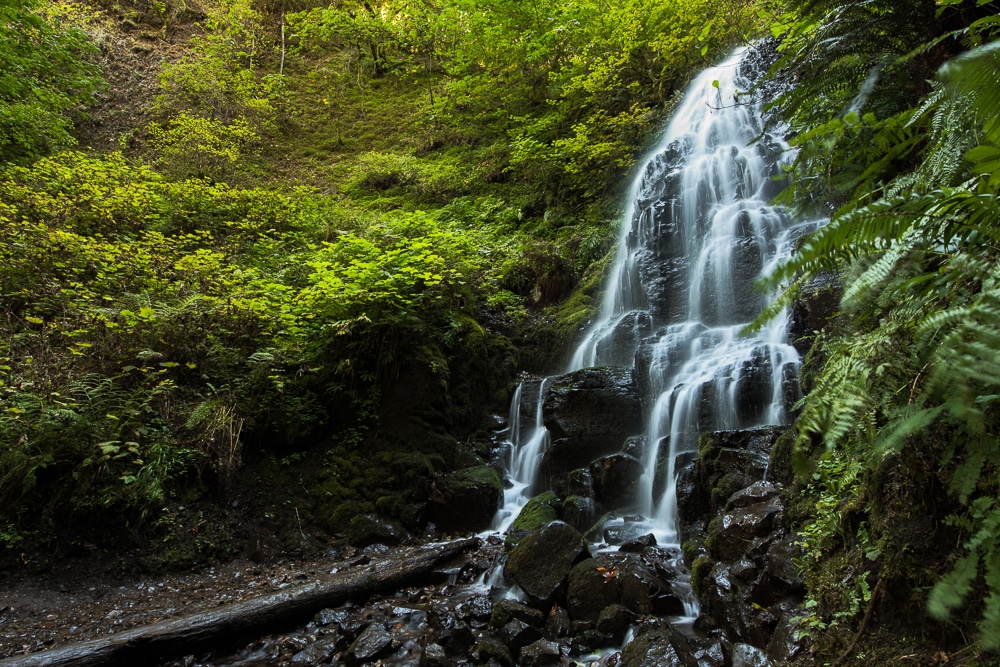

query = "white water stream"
[{"left": 487, "top": 48, "right": 806, "bottom": 598}]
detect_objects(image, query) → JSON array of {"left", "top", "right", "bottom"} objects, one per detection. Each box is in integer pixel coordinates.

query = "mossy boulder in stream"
[
  {"left": 427, "top": 465, "right": 502, "bottom": 532},
  {"left": 505, "top": 491, "right": 560, "bottom": 548},
  {"left": 504, "top": 521, "right": 590, "bottom": 606}
]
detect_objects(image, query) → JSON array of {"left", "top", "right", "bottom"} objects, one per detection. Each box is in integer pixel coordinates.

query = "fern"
[{"left": 767, "top": 1, "right": 1000, "bottom": 648}]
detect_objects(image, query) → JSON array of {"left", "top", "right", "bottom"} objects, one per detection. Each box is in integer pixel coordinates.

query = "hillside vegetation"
[{"left": 3, "top": 0, "right": 1000, "bottom": 662}]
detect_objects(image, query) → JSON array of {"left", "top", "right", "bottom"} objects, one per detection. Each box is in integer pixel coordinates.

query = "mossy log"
[{"left": 0, "top": 538, "right": 479, "bottom": 667}]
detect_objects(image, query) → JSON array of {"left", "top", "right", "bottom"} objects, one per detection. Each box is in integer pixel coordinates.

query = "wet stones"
[
  {"left": 680, "top": 426, "right": 809, "bottom": 662},
  {"left": 347, "top": 622, "right": 393, "bottom": 663},
  {"left": 504, "top": 521, "right": 590, "bottom": 605}
]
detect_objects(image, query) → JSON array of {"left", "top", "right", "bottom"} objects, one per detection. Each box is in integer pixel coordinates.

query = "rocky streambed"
[{"left": 1, "top": 418, "right": 811, "bottom": 667}]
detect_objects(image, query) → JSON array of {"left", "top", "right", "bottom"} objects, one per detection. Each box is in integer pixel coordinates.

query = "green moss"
[
  {"left": 505, "top": 490, "right": 560, "bottom": 548},
  {"left": 681, "top": 538, "right": 705, "bottom": 566},
  {"left": 690, "top": 555, "right": 714, "bottom": 600}
]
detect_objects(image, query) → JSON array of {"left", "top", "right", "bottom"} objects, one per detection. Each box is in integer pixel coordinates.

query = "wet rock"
[
  {"left": 621, "top": 435, "right": 648, "bottom": 460},
  {"left": 538, "top": 368, "right": 643, "bottom": 487},
  {"left": 619, "top": 533, "right": 657, "bottom": 553},
  {"left": 519, "top": 638, "right": 563, "bottom": 666},
  {"left": 427, "top": 465, "right": 503, "bottom": 532},
  {"left": 562, "top": 495, "right": 599, "bottom": 534},
  {"left": 455, "top": 593, "right": 493, "bottom": 622},
  {"left": 590, "top": 454, "right": 645, "bottom": 507},
  {"left": 766, "top": 535, "right": 804, "bottom": 592},
  {"left": 505, "top": 491, "right": 560, "bottom": 548},
  {"left": 592, "top": 311, "right": 654, "bottom": 366},
  {"left": 766, "top": 603, "right": 810, "bottom": 663},
  {"left": 419, "top": 643, "right": 450, "bottom": 667},
  {"left": 595, "top": 604, "right": 632, "bottom": 642},
  {"left": 474, "top": 633, "right": 514, "bottom": 667},
  {"left": 619, "top": 627, "right": 684, "bottom": 667},
  {"left": 789, "top": 271, "right": 842, "bottom": 358},
  {"left": 504, "top": 521, "right": 590, "bottom": 605},
  {"left": 544, "top": 606, "right": 571, "bottom": 640},
  {"left": 347, "top": 514, "right": 407, "bottom": 548},
  {"left": 550, "top": 468, "right": 594, "bottom": 499},
  {"left": 347, "top": 623, "right": 393, "bottom": 663},
  {"left": 726, "top": 481, "right": 780, "bottom": 510},
  {"left": 501, "top": 618, "right": 542, "bottom": 654},
  {"left": 694, "top": 640, "right": 727, "bottom": 667},
  {"left": 706, "top": 498, "right": 784, "bottom": 562},
  {"left": 490, "top": 599, "right": 545, "bottom": 631},
  {"left": 290, "top": 634, "right": 340, "bottom": 666},
  {"left": 566, "top": 557, "right": 619, "bottom": 622},
  {"left": 437, "top": 623, "right": 474, "bottom": 655},
  {"left": 314, "top": 606, "right": 359, "bottom": 633},
  {"left": 618, "top": 558, "right": 680, "bottom": 616},
  {"left": 732, "top": 642, "right": 772, "bottom": 667}
]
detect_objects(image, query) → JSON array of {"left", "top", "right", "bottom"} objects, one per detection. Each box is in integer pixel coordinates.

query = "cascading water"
[
  {"left": 494, "top": 46, "right": 805, "bottom": 547},
  {"left": 571, "top": 46, "right": 804, "bottom": 544},
  {"left": 488, "top": 379, "right": 550, "bottom": 535}
]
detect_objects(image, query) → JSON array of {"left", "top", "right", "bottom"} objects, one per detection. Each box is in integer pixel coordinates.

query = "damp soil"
[{"left": 0, "top": 539, "right": 353, "bottom": 660}]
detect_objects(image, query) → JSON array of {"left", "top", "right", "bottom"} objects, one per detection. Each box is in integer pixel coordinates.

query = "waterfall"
[
  {"left": 487, "top": 378, "right": 550, "bottom": 535},
  {"left": 493, "top": 45, "right": 805, "bottom": 549}
]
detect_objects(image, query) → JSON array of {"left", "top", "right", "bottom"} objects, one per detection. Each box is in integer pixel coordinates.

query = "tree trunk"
[{"left": 0, "top": 537, "right": 480, "bottom": 667}]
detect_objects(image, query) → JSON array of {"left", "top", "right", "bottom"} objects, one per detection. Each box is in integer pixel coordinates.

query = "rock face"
[
  {"left": 589, "top": 453, "right": 645, "bottom": 507},
  {"left": 679, "top": 427, "right": 809, "bottom": 662},
  {"left": 426, "top": 465, "right": 503, "bottom": 531},
  {"left": 538, "top": 368, "right": 643, "bottom": 489}
]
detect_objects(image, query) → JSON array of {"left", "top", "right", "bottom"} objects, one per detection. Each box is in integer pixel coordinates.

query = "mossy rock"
[
  {"left": 690, "top": 555, "right": 714, "bottom": 601},
  {"left": 346, "top": 513, "right": 408, "bottom": 547},
  {"left": 505, "top": 491, "right": 561, "bottom": 548},
  {"left": 426, "top": 465, "right": 503, "bottom": 532}
]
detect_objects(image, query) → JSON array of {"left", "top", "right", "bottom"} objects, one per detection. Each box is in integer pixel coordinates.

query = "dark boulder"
[
  {"left": 590, "top": 454, "right": 645, "bottom": 507},
  {"left": 427, "top": 465, "right": 502, "bottom": 531},
  {"left": 290, "top": 635, "right": 340, "bottom": 666},
  {"left": 347, "top": 514, "right": 407, "bottom": 548},
  {"left": 489, "top": 598, "right": 545, "bottom": 631},
  {"left": 347, "top": 623, "right": 393, "bottom": 663},
  {"left": 561, "top": 495, "right": 599, "bottom": 534},
  {"left": 595, "top": 604, "right": 632, "bottom": 642},
  {"left": 501, "top": 618, "right": 542, "bottom": 655},
  {"left": 544, "top": 606, "right": 572, "bottom": 640},
  {"left": 419, "top": 643, "right": 450, "bottom": 667},
  {"left": 619, "top": 533, "right": 657, "bottom": 553},
  {"left": 732, "top": 642, "right": 772, "bottom": 667},
  {"left": 473, "top": 634, "right": 514, "bottom": 667},
  {"left": 705, "top": 497, "right": 785, "bottom": 562},
  {"left": 519, "top": 639, "right": 563, "bottom": 667},
  {"left": 538, "top": 368, "right": 643, "bottom": 487},
  {"left": 566, "top": 556, "right": 620, "bottom": 622},
  {"left": 619, "top": 627, "right": 685, "bottom": 667},
  {"left": 504, "top": 521, "right": 590, "bottom": 605}
]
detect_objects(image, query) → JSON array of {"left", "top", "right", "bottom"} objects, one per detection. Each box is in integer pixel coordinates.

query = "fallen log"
[{"left": 0, "top": 537, "right": 480, "bottom": 667}]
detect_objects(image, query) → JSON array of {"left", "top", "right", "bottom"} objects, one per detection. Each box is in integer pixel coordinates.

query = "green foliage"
[
  {"left": 766, "top": 0, "right": 1000, "bottom": 650},
  {"left": 149, "top": 112, "right": 260, "bottom": 180},
  {"left": 0, "top": 0, "right": 103, "bottom": 162},
  {"left": 152, "top": 0, "right": 283, "bottom": 172},
  {"left": 0, "top": 148, "right": 498, "bottom": 528}
]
